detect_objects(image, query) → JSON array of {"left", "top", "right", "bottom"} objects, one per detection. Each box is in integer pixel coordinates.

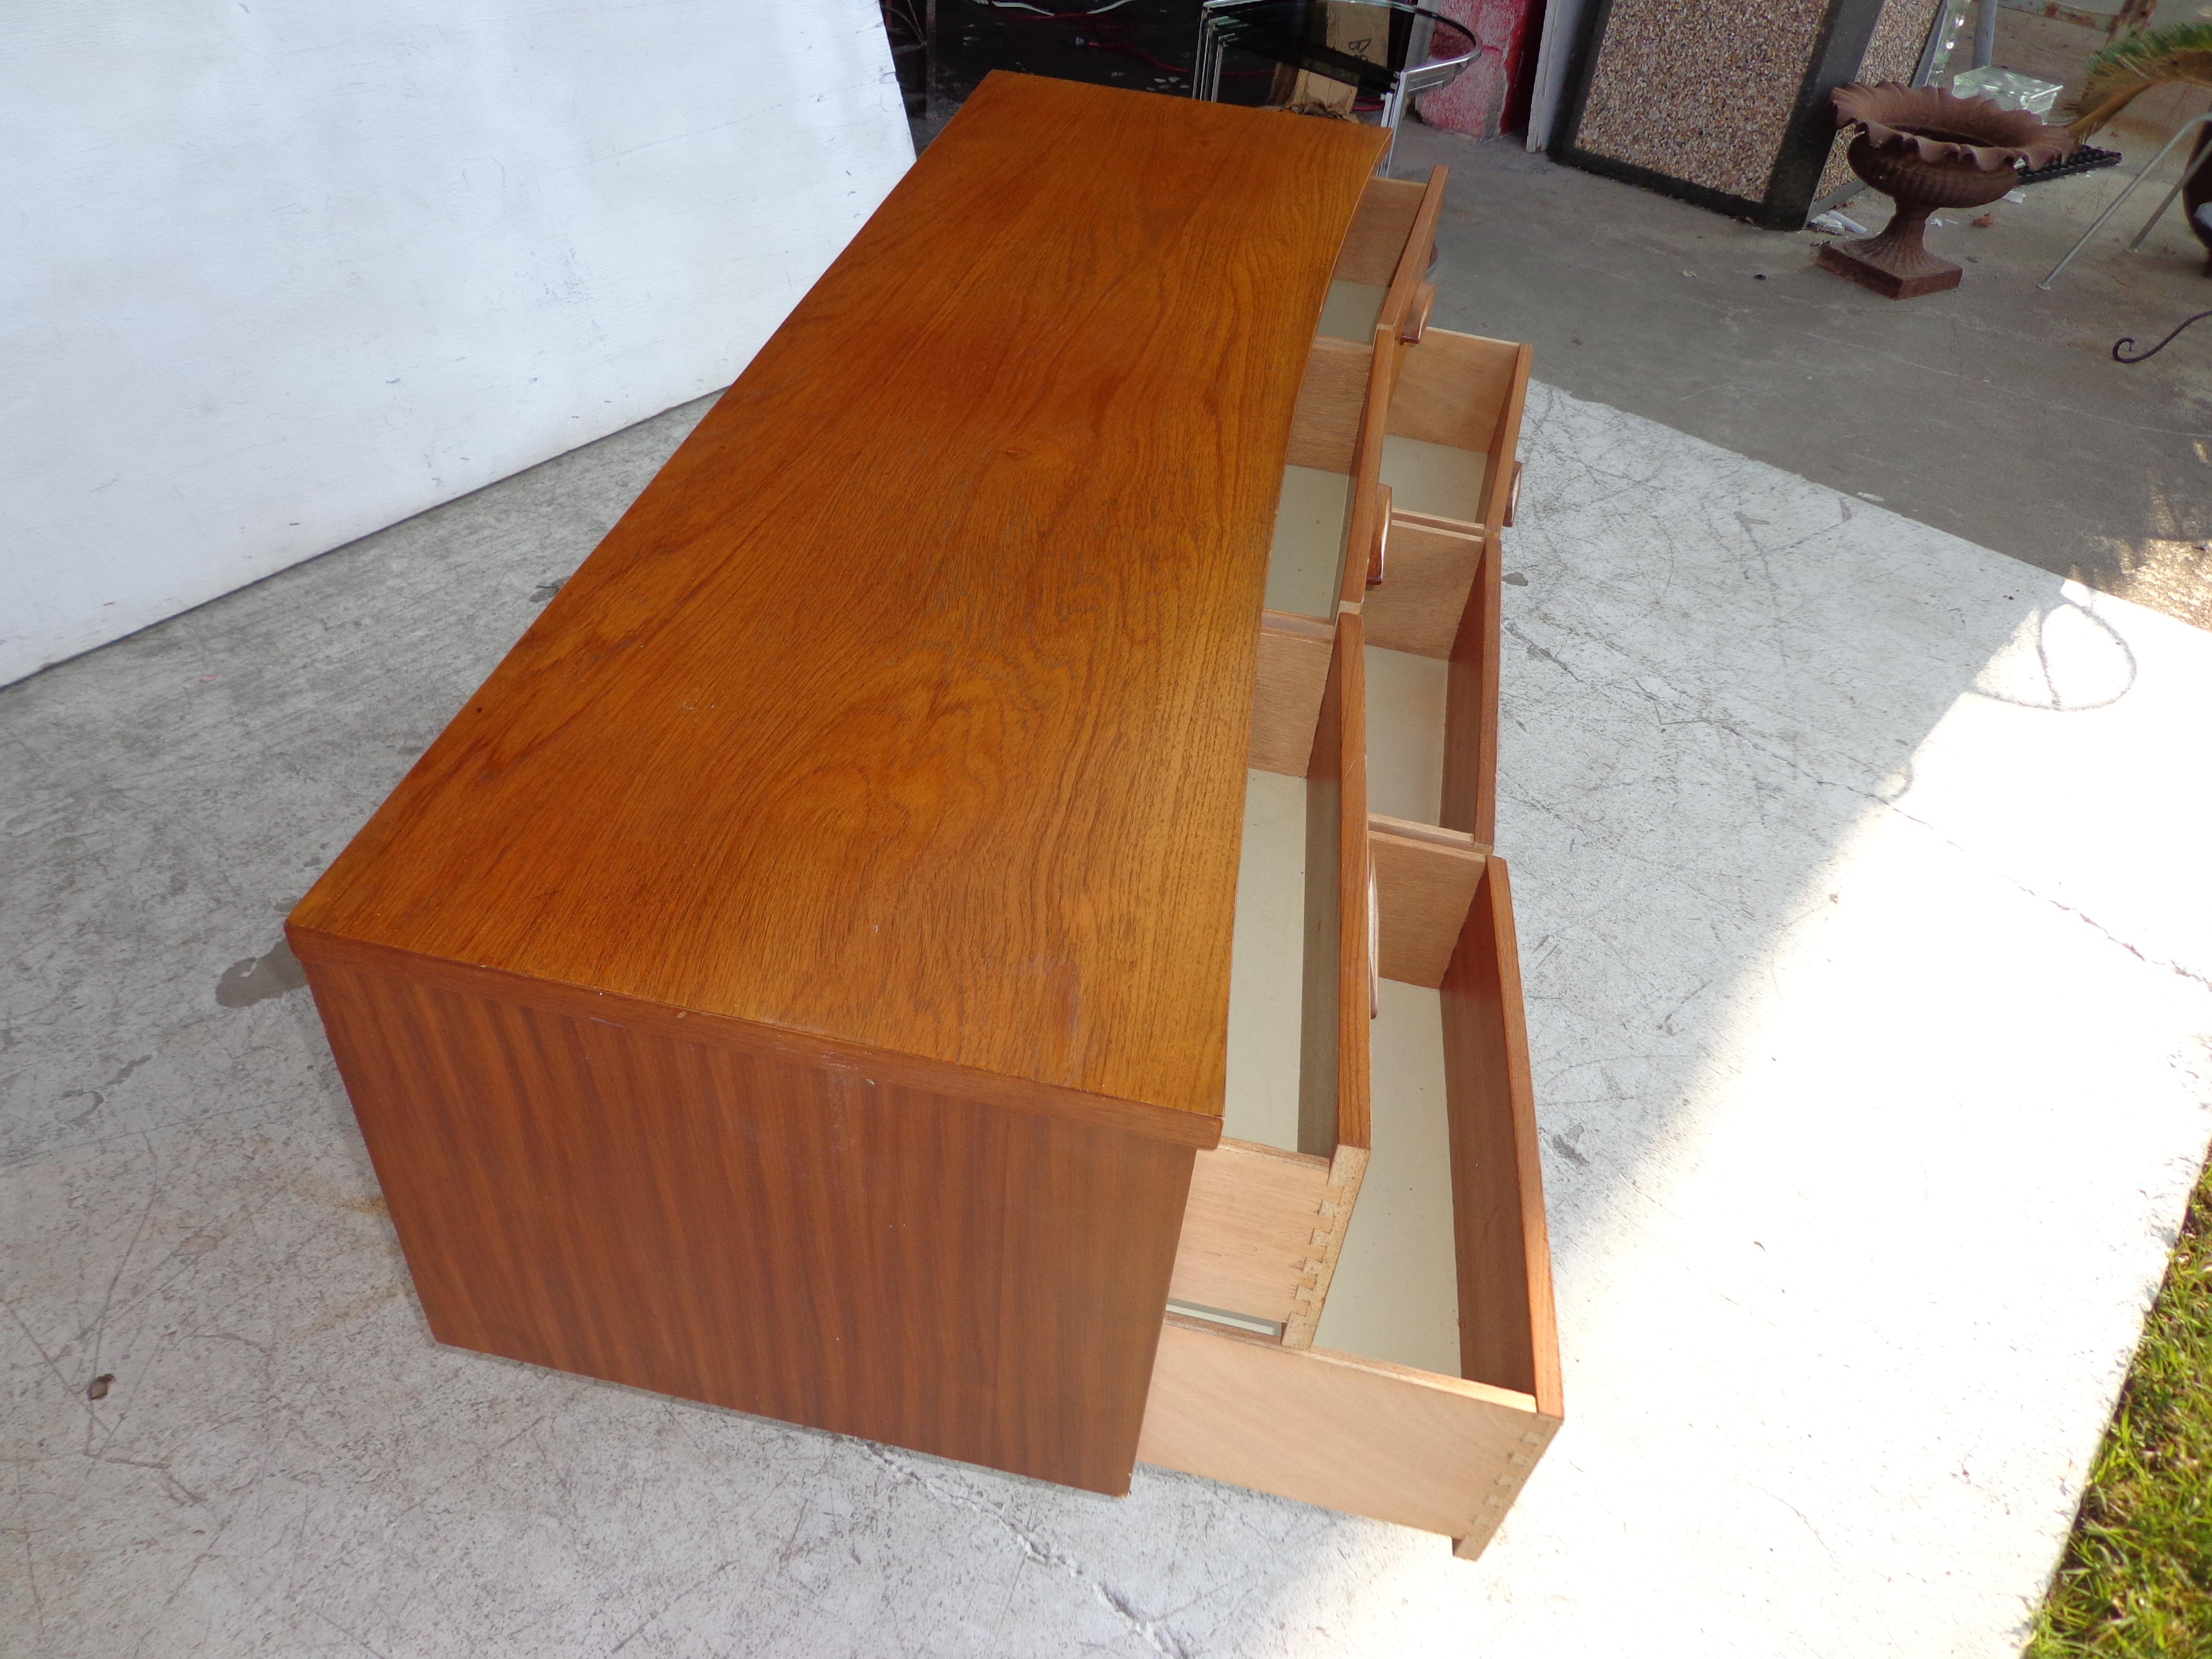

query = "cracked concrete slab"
[{"left": 3, "top": 382, "right": 2208, "bottom": 1656}]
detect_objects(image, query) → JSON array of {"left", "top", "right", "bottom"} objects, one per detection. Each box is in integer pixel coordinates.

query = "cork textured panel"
[
  {"left": 1817, "top": 0, "right": 1944, "bottom": 201},
  {"left": 1576, "top": 0, "right": 1830, "bottom": 202}
]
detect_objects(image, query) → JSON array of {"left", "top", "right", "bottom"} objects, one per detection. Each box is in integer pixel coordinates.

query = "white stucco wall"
[{"left": 1, "top": 0, "right": 913, "bottom": 685}]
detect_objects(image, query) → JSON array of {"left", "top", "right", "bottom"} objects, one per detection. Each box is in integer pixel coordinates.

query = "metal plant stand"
[{"left": 2040, "top": 112, "right": 2212, "bottom": 290}]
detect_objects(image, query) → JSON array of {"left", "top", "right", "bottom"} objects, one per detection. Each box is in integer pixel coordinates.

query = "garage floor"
[
  {"left": 6, "top": 129, "right": 2212, "bottom": 1657},
  {"left": 1394, "top": 121, "right": 2212, "bottom": 632}
]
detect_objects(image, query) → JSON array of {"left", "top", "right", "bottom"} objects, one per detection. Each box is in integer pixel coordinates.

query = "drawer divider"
[{"left": 1370, "top": 817, "right": 1489, "bottom": 988}]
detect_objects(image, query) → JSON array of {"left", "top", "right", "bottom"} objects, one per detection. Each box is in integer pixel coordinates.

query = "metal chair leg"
[
  {"left": 2041, "top": 113, "right": 2212, "bottom": 289},
  {"left": 2124, "top": 126, "right": 2212, "bottom": 251}
]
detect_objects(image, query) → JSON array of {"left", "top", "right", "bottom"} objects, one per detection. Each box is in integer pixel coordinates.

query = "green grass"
[{"left": 2027, "top": 1159, "right": 2212, "bottom": 1658}]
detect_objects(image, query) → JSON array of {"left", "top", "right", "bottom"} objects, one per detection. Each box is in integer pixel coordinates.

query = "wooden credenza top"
[{"left": 291, "top": 74, "right": 1386, "bottom": 1132}]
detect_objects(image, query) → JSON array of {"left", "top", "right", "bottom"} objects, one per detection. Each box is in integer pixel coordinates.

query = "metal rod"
[
  {"left": 2124, "top": 130, "right": 2212, "bottom": 251},
  {"left": 1912, "top": 0, "right": 1961, "bottom": 86},
  {"left": 2040, "top": 114, "right": 2212, "bottom": 289},
  {"left": 1972, "top": 0, "right": 1997, "bottom": 70}
]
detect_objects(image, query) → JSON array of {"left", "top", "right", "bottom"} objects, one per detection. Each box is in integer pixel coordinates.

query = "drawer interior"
[
  {"left": 1364, "top": 644, "right": 1445, "bottom": 824},
  {"left": 1277, "top": 326, "right": 1527, "bottom": 661},
  {"left": 1330, "top": 174, "right": 1430, "bottom": 287},
  {"left": 1166, "top": 238, "right": 1549, "bottom": 1554},
  {"left": 1369, "top": 326, "right": 1525, "bottom": 545},
  {"left": 1312, "top": 974, "right": 1458, "bottom": 1374},
  {"left": 1381, "top": 435, "right": 1490, "bottom": 526},
  {"left": 1221, "top": 766, "right": 1311, "bottom": 1154},
  {"left": 1317, "top": 280, "right": 1386, "bottom": 344},
  {"left": 1324, "top": 169, "right": 1444, "bottom": 349},
  {"left": 1199, "top": 626, "right": 1496, "bottom": 1339},
  {"left": 1177, "top": 614, "right": 1370, "bottom": 1347},
  {"left": 1264, "top": 465, "right": 1351, "bottom": 623},
  {"left": 1390, "top": 328, "right": 1526, "bottom": 458}
]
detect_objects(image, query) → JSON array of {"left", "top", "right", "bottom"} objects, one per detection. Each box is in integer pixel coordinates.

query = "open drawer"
[
  {"left": 1317, "top": 168, "right": 1446, "bottom": 349},
  {"left": 1176, "top": 594, "right": 1560, "bottom": 1558},
  {"left": 1264, "top": 319, "right": 1532, "bottom": 843},
  {"left": 1244, "top": 167, "right": 1450, "bottom": 660},
  {"left": 1144, "top": 852, "right": 1561, "bottom": 1560},
  {"left": 1177, "top": 613, "right": 1372, "bottom": 1347}
]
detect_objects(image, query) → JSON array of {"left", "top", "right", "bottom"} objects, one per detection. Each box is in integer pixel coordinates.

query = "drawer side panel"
[{"left": 1440, "top": 856, "right": 1562, "bottom": 1414}]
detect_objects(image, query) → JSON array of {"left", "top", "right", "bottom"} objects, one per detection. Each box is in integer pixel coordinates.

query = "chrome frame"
[{"left": 1192, "top": 0, "right": 1479, "bottom": 174}]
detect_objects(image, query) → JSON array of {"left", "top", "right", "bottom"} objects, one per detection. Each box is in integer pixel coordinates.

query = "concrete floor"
[
  {"left": 8, "top": 375, "right": 2212, "bottom": 1654},
  {"left": 9, "top": 128, "right": 2212, "bottom": 1657},
  {"left": 1397, "top": 123, "right": 2212, "bottom": 631}
]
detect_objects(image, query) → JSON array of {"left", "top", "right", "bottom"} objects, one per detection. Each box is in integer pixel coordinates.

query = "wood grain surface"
[
  {"left": 1371, "top": 819, "right": 1487, "bottom": 988},
  {"left": 308, "top": 954, "right": 1195, "bottom": 1494},
  {"left": 1332, "top": 179, "right": 1429, "bottom": 287},
  {"left": 1361, "top": 514, "right": 1483, "bottom": 658},
  {"left": 291, "top": 930, "right": 1223, "bottom": 1149},
  {"left": 1136, "top": 1314, "right": 1557, "bottom": 1558},
  {"left": 1248, "top": 610, "right": 1336, "bottom": 776},
  {"left": 289, "top": 74, "right": 1386, "bottom": 1129},
  {"left": 1171, "top": 1136, "right": 1335, "bottom": 1332},
  {"left": 1286, "top": 338, "right": 1368, "bottom": 474},
  {"left": 1439, "top": 857, "right": 1562, "bottom": 1414}
]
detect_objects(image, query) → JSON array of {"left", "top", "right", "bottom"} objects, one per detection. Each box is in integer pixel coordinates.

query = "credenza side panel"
[{"left": 308, "top": 958, "right": 1193, "bottom": 1495}]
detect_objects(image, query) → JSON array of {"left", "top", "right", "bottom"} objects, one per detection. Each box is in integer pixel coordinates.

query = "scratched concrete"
[{"left": 5, "top": 383, "right": 2210, "bottom": 1656}]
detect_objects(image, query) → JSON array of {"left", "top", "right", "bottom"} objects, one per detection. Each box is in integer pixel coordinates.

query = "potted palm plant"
[{"left": 2068, "top": 24, "right": 2212, "bottom": 272}]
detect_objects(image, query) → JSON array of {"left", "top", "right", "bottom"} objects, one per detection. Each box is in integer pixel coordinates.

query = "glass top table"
[{"left": 1192, "top": 0, "right": 1481, "bottom": 171}]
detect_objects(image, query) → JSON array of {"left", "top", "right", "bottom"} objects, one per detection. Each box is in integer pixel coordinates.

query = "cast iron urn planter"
[{"left": 1819, "top": 83, "right": 2073, "bottom": 299}]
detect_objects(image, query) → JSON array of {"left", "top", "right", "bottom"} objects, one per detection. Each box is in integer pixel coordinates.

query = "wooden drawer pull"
[
  {"left": 1367, "top": 856, "right": 1380, "bottom": 1020},
  {"left": 1365, "top": 483, "right": 1392, "bottom": 589}
]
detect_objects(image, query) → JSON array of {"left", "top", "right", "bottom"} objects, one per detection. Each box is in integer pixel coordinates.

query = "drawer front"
[{"left": 1139, "top": 1315, "right": 1555, "bottom": 1558}]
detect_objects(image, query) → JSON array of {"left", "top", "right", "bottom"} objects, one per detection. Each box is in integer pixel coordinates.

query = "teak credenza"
[{"left": 290, "top": 72, "right": 1558, "bottom": 1561}]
